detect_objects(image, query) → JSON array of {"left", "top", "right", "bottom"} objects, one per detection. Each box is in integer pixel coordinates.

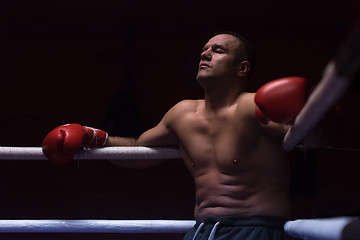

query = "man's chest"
[
  {"left": 174, "top": 110, "right": 259, "bottom": 170},
  {"left": 176, "top": 107, "right": 256, "bottom": 143}
]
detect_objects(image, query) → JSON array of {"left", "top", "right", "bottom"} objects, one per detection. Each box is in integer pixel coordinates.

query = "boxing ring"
[
  {"left": 0, "top": 20, "right": 359, "bottom": 240},
  {"left": 0, "top": 146, "right": 359, "bottom": 239},
  {"left": 0, "top": 70, "right": 359, "bottom": 239}
]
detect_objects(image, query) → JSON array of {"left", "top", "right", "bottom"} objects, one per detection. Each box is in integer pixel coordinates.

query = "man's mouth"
[{"left": 199, "top": 63, "right": 210, "bottom": 69}]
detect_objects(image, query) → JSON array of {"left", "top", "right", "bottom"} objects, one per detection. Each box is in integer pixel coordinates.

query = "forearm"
[
  {"left": 261, "top": 121, "right": 291, "bottom": 138},
  {"left": 105, "top": 121, "right": 178, "bottom": 167},
  {"left": 105, "top": 136, "right": 166, "bottom": 168},
  {"left": 105, "top": 136, "right": 137, "bottom": 146}
]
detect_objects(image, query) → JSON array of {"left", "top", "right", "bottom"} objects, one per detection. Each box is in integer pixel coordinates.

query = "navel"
[{"left": 232, "top": 159, "right": 239, "bottom": 164}]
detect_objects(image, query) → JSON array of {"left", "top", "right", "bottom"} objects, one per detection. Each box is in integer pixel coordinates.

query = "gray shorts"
[{"left": 183, "top": 216, "right": 287, "bottom": 240}]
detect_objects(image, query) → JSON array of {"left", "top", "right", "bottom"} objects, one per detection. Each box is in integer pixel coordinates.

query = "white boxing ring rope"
[
  {"left": 0, "top": 146, "right": 181, "bottom": 160},
  {"left": 283, "top": 21, "right": 360, "bottom": 152},
  {"left": 282, "top": 62, "right": 352, "bottom": 152},
  {"left": 0, "top": 220, "right": 195, "bottom": 233},
  {"left": 284, "top": 217, "right": 360, "bottom": 240},
  {"left": 0, "top": 218, "right": 358, "bottom": 240}
]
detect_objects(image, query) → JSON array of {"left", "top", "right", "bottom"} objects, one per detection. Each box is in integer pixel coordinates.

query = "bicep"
[
  {"left": 136, "top": 121, "right": 178, "bottom": 147},
  {"left": 108, "top": 120, "right": 178, "bottom": 169}
]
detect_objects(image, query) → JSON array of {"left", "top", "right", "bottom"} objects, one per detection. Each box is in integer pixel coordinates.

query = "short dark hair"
[{"left": 213, "top": 31, "right": 256, "bottom": 78}]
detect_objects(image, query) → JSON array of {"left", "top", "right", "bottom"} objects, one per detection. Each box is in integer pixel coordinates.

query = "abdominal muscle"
[
  {"left": 180, "top": 140, "right": 291, "bottom": 219},
  {"left": 192, "top": 168, "right": 290, "bottom": 218}
]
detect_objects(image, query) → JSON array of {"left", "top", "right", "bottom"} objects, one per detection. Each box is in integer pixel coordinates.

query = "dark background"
[{"left": 0, "top": 0, "right": 360, "bottom": 239}]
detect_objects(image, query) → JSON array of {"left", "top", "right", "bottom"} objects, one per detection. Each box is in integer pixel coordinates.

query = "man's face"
[{"left": 196, "top": 34, "right": 241, "bottom": 82}]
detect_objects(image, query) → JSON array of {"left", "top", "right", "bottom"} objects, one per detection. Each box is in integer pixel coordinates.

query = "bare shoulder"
[
  {"left": 236, "top": 92, "right": 257, "bottom": 118},
  {"left": 167, "top": 99, "right": 202, "bottom": 116},
  {"left": 240, "top": 92, "right": 289, "bottom": 138},
  {"left": 238, "top": 92, "right": 256, "bottom": 105},
  {"left": 175, "top": 99, "right": 202, "bottom": 109},
  {"left": 161, "top": 99, "right": 202, "bottom": 124}
]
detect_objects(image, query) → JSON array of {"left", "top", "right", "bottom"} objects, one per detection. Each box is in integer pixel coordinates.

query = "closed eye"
[
  {"left": 213, "top": 44, "right": 226, "bottom": 53},
  {"left": 214, "top": 48, "right": 225, "bottom": 53},
  {"left": 201, "top": 44, "right": 227, "bottom": 54}
]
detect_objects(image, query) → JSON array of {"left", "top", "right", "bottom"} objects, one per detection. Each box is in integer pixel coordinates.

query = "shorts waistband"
[{"left": 194, "top": 216, "right": 288, "bottom": 228}]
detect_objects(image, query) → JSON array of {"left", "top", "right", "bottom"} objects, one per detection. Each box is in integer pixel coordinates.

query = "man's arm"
[
  {"left": 106, "top": 105, "right": 179, "bottom": 147},
  {"left": 42, "top": 102, "right": 182, "bottom": 166},
  {"left": 258, "top": 117, "right": 327, "bottom": 149},
  {"left": 260, "top": 121, "right": 290, "bottom": 138},
  {"left": 106, "top": 136, "right": 136, "bottom": 146},
  {"left": 106, "top": 107, "right": 179, "bottom": 168}
]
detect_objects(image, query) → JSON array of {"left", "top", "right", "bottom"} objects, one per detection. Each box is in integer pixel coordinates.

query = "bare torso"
[
  {"left": 107, "top": 34, "right": 292, "bottom": 219},
  {"left": 168, "top": 93, "right": 290, "bottom": 218}
]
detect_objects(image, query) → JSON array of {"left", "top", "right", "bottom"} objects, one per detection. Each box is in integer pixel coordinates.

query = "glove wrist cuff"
[{"left": 82, "top": 126, "right": 108, "bottom": 148}]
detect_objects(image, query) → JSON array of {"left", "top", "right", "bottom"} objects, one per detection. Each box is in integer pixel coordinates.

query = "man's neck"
[{"left": 203, "top": 85, "right": 244, "bottom": 112}]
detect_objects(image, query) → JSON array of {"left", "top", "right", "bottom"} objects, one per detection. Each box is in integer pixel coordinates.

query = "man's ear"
[{"left": 237, "top": 60, "right": 250, "bottom": 77}]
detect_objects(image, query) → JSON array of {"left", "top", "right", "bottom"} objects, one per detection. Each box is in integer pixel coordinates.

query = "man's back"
[{"left": 167, "top": 92, "right": 290, "bottom": 218}]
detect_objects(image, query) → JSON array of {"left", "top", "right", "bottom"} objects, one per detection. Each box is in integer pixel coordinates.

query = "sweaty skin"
[{"left": 107, "top": 34, "right": 291, "bottom": 218}]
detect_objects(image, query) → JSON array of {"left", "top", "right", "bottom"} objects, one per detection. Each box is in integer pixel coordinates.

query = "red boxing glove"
[
  {"left": 42, "top": 123, "right": 108, "bottom": 164},
  {"left": 255, "top": 77, "right": 306, "bottom": 124}
]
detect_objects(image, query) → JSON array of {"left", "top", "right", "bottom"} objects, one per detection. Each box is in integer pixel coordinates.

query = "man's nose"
[{"left": 201, "top": 49, "right": 211, "bottom": 61}]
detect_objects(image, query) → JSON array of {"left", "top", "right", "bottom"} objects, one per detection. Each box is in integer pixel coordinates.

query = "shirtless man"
[{"left": 43, "top": 32, "right": 307, "bottom": 239}]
